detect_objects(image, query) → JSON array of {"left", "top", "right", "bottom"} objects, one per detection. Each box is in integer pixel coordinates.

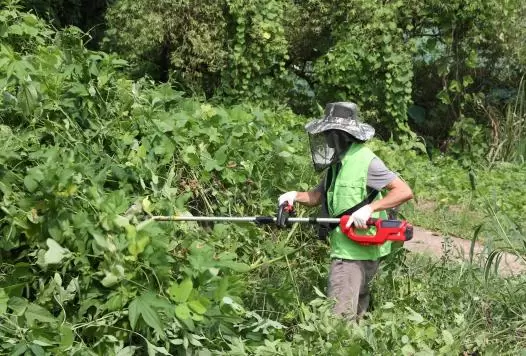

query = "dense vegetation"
[
  {"left": 15, "top": 0, "right": 526, "bottom": 142},
  {"left": 1, "top": 1, "right": 525, "bottom": 355}
]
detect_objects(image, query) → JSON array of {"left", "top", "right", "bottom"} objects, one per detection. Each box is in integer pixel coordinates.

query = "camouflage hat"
[{"left": 304, "top": 102, "right": 375, "bottom": 141}]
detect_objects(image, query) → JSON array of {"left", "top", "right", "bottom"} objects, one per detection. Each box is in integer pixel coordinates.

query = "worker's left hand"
[
  {"left": 278, "top": 191, "right": 297, "bottom": 206},
  {"left": 346, "top": 205, "right": 373, "bottom": 229}
]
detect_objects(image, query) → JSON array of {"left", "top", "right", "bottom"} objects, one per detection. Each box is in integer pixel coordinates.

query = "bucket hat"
[{"left": 305, "top": 102, "right": 375, "bottom": 141}]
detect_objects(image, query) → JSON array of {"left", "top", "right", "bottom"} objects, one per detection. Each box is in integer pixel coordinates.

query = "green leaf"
[
  {"left": 188, "top": 300, "right": 206, "bottom": 315},
  {"left": 29, "top": 344, "right": 45, "bottom": 356},
  {"left": 143, "top": 292, "right": 173, "bottom": 311},
  {"left": 128, "top": 294, "right": 165, "bottom": 335},
  {"left": 463, "top": 75, "right": 474, "bottom": 87},
  {"left": 175, "top": 303, "right": 191, "bottom": 320},
  {"left": 42, "top": 239, "right": 70, "bottom": 266},
  {"left": 213, "top": 145, "right": 228, "bottom": 165},
  {"left": 204, "top": 158, "right": 221, "bottom": 172},
  {"left": 7, "top": 296, "right": 28, "bottom": 316},
  {"left": 147, "top": 341, "right": 171, "bottom": 356},
  {"left": 48, "top": 225, "right": 62, "bottom": 240},
  {"left": 128, "top": 298, "right": 140, "bottom": 330},
  {"left": 23, "top": 174, "right": 38, "bottom": 192},
  {"left": 141, "top": 303, "right": 164, "bottom": 335},
  {"left": 90, "top": 230, "right": 108, "bottom": 249},
  {"left": 465, "top": 50, "right": 478, "bottom": 68},
  {"left": 101, "top": 272, "right": 120, "bottom": 287},
  {"left": 23, "top": 168, "right": 44, "bottom": 193},
  {"left": 381, "top": 302, "right": 395, "bottom": 309},
  {"left": 19, "top": 83, "right": 38, "bottom": 114},
  {"left": 142, "top": 196, "right": 152, "bottom": 214},
  {"left": 32, "top": 339, "right": 53, "bottom": 347},
  {"left": 168, "top": 278, "right": 193, "bottom": 303},
  {"left": 68, "top": 83, "right": 89, "bottom": 96},
  {"left": 405, "top": 307, "right": 424, "bottom": 324},
  {"left": 214, "top": 277, "right": 229, "bottom": 301},
  {"left": 313, "top": 286, "right": 326, "bottom": 298},
  {"left": 60, "top": 325, "right": 74, "bottom": 348},
  {"left": 25, "top": 303, "right": 56, "bottom": 326},
  {"left": 437, "top": 89, "right": 451, "bottom": 104},
  {"left": 401, "top": 344, "right": 416, "bottom": 356},
  {"left": 188, "top": 334, "right": 203, "bottom": 347},
  {"left": 191, "top": 312, "right": 204, "bottom": 321},
  {"left": 116, "top": 347, "right": 139, "bottom": 356},
  {"left": 448, "top": 80, "right": 461, "bottom": 93},
  {"left": 105, "top": 293, "right": 126, "bottom": 312},
  {"left": 114, "top": 215, "right": 130, "bottom": 228},
  {"left": 11, "top": 343, "right": 28, "bottom": 356},
  {"left": 0, "top": 288, "right": 8, "bottom": 314},
  {"left": 218, "top": 260, "right": 250, "bottom": 272},
  {"left": 128, "top": 233, "right": 149, "bottom": 257},
  {"left": 442, "top": 329, "right": 454, "bottom": 345}
]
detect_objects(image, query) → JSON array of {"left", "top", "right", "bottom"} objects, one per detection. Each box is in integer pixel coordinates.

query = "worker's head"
[
  {"left": 304, "top": 102, "right": 374, "bottom": 171},
  {"left": 323, "top": 129, "right": 355, "bottom": 149}
]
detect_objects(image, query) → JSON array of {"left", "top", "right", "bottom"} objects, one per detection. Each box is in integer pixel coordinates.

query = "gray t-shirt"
[
  {"left": 366, "top": 157, "right": 397, "bottom": 190},
  {"left": 315, "top": 157, "right": 396, "bottom": 192}
]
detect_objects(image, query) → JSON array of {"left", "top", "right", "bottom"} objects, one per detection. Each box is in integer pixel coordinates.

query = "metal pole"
[
  {"left": 151, "top": 215, "right": 340, "bottom": 224},
  {"left": 152, "top": 216, "right": 262, "bottom": 222}
]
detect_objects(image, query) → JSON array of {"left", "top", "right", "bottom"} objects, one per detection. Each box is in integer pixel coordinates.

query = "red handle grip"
[{"left": 339, "top": 216, "right": 413, "bottom": 245}]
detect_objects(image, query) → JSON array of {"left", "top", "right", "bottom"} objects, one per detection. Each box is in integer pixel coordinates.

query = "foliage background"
[{"left": 1, "top": 0, "right": 526, "bottom": 355}]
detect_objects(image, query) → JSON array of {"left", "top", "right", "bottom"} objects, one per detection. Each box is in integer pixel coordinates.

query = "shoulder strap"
[
  {"left": 317, "top": 162, "right": 379, "bottom": 239},
  {"left": 335, "top": 188, "right": 379, "bottom": 219}
]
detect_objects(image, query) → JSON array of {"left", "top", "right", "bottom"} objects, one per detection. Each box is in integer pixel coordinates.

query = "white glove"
[
  {"left": 346, "top": 205, "right": 373, "bottom": 229},
  {"left": 278, "top": 191, "right": 297, "bottom": 206}
]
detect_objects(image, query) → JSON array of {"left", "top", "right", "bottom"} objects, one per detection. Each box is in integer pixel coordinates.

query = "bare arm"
[
  {"left": 369, "top": 177, "right": 413, "bottom": 213},
  {"left": 295, "top": 190, "right": 323, "bottom": 207}
]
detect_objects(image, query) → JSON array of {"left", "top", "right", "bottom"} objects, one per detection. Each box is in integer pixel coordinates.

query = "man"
[{"left": 278, "top": 102, "right": 413, "bottom": 319}]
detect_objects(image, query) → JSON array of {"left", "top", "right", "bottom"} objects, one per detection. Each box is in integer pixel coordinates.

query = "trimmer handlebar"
[
  {"left": 276, "top": 202, "right": 412, "bottom": 245},
  {"left": 339, "top": 216, "right": 413, "bottom": 245},
  {"left": 153, "top": 205, "right": 413, "bottom": 246}
]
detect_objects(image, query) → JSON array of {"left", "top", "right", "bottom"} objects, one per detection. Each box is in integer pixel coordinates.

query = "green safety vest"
[{"left": 326, "top": 143, "right": 391, "bottom": 261}]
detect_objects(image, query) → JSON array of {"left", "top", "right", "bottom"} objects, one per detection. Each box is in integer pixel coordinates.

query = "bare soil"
[{"left": 406, "top": 227, "right": 526, "bottom": 276}]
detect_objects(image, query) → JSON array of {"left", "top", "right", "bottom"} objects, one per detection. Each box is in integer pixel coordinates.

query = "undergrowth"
[
  {"left": 373, "top": 142, "right": 526, "bottom": 246},
  {"left": 0, "top": 6, "right": 525, "bottom": 355}
]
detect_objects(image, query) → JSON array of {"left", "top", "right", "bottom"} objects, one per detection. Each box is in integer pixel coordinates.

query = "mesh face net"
[
  {"left": 308, "top": 132, "right": 336, "bottom": 172},
  {"left": 308, "top": 130, "right": 355, "bottom": 172}
]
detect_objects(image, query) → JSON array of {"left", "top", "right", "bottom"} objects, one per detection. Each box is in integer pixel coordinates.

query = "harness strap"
[{"left": 317, "top": 162, "right": 379, "bottom": 240}]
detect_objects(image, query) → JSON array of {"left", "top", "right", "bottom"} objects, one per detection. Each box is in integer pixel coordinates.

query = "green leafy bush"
[
  {"left": 0, "top": 9, "right": 317, "bottom": 354},
  {"left": 1, "top": 7, "right": 525, "bottom": 355},
  {"left": 312, "top": 1, "right": 414, "bottom": 135}
]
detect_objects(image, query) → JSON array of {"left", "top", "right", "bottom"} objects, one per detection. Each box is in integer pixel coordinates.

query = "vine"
[
  {"left": 222, "top": 0, "right": 290, "bottom": 102},
  {"left": 312, "top": 1, "right": 414, "bottom": 136}
]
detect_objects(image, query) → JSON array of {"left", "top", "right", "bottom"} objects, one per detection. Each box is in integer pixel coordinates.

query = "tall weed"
[
  {"left": 471, "top": 198, "right": 526, "bottom": 279},
  {"left": 485, "top": 75, "right": 526, "bottom": 164}
]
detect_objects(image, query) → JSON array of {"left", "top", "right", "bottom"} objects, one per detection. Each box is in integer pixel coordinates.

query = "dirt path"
[{"left": 405, "top": 227, "right": 526, "bottom": 276}]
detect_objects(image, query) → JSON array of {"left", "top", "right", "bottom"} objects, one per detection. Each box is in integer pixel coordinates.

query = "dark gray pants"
[{"left": 327, "top": 259, "right": 380, "bottom": 319}]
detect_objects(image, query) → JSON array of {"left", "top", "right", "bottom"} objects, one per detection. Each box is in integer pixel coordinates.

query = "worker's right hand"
[{"left": 278, "top": 191, "right": 297, "bottom": 206}]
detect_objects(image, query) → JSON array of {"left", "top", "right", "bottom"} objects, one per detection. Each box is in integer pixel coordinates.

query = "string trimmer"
[{"left": 152, "top": 203, "right": 413, "bottom": 245}]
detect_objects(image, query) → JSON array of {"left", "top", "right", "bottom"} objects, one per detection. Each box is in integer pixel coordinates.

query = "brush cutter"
[{"left": 152, "top": 203, "right": 413, "bottom": 246}]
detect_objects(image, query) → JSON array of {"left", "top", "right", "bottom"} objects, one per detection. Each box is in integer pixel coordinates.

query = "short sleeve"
[{"left": 367, "top": 157, "right": 397, "bottom": 191}]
